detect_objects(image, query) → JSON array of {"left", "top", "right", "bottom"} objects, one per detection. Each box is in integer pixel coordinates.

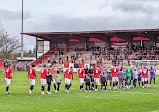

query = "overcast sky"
[{"left": 0, "top": 0, "right": 159, "bottom": 50}]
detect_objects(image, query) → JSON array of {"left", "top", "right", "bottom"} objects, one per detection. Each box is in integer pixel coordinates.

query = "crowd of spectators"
[
  {"left": 37, "top": 43, "right": 159, "bottom": 66},
  {"left": 12, "top": 62, "right": 29, "bottom": 71},
  {"left": 131, "top": 44, "right": 159, "bottom": 52}
]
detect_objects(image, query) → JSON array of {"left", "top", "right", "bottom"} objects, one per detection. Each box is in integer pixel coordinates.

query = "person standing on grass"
[
  {"left": 88, "top": 65, "right": 94, "bottom": 90},
  {"left": 137, "top": 66, "right": 142, "bottom": 87},
  {"left": 4, "top": 64, "right": 13, "bottom": 95},
  {"left": 47, "top": 66, "right": 55, "bottom": 94},
  {"left": 28, "top": 64, "right": 38, "bottom": 95},
  {"left": 40, "top": 65, "right": 48, "bottom": 95},
  {"left": 64, "top": 66, "right": 73, "bottom": 93},
  {"left": 50, "top": 65, "right": 57, "bottom": 93},
  {"left": 100, "top": 65, "right": 105, "bottom": 89},
  {"left": 100, "top": 65, "right": 104, "bottom": 79},
  {"left": 145, "top": 66, "right": 149, "bottom": 87},
  {"left": 111, "top": 65, "right": 118, "bottom": 90},
  {"left": 123, "top": 65, "right": 127, "bottom": 88},
  {"left": 84, "top": 65, "right": 89, "bottom": 80},
  {"left": 149, "top": 66, "right": 156, "bottom": 87},
  {"left": 118, "top": 67, "right": 125, "bottom": 89},
  {"left": 77, "top": 66, "right": 85, "bottom": 92},
  {"left": 101, "top": 72, "right": 107, "bottom": 91},
  {"left": 141, "top": 66, "right": 148, "bottom": 88},
  {"left": 106, "top": 64, "right": 112, "bottom": 89},
  {"left": 130, "top": 65, "right": 134, "bottom": 87},
  {"left": 93, "top": 66, "right": 101, "bottom": 91},
  {"left": 55, "top": 71, "right": 62, "bottom": 93},
  {"left": 133, "top": 67, "right": 138, "bottom": 88},
  {"left": 85, "top": 73, "right": 91, "bottom": 92},
  {"left": 125, "top": 64, "right": 132, "bottom": 89}
]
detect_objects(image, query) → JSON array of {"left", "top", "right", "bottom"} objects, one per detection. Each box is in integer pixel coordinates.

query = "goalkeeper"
[
  {"left": 125, "top": 64, "right": 132, "bottom": 89},
  {"left": 106, "top": 64, "right": 112, "bottom": 89}
]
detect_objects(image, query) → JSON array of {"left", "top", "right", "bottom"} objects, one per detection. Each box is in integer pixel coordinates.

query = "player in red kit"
[
  {"left": 4, "top": 64, "right": 13, "bottom": 95},
  {"left": 64, "top": 66, "right": 73, "bottom": 93},
  {"left": 40, "top": 65, "right": 48, "bottom": 95},
  {"left": 77, "top": 66, "right": 85, "bottom": 92},
  {"left": 28, "top": 64, "right": 38, "bottom": 95},
  {"left": 93, "top": 66, "right": 100, "bottom": 91},
  {"left": 141, "top": 66, "right": 148, "bottom": 88},
  {"left": 111, "top": 65, "right": 119, "bottom": 90}
]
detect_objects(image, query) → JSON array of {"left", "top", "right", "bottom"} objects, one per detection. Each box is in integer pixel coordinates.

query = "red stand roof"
[{"left": 22, "top": 29, "right": 159, "bottom": 42}]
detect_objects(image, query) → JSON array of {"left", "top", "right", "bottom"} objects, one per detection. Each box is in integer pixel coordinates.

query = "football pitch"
[{"left": 0, "top": 71, "right": 159, "bottom": 112}]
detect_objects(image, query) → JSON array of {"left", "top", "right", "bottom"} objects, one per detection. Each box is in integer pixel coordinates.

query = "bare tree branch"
[{"left": 0, "top": 21, "right": 21, "bottom": 59}]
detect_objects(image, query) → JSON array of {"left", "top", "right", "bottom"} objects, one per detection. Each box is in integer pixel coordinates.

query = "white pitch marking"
[
  {"left": 0, "top": 85, "right": 30, "bottom": 87},
  {"left": 151, "top": 110, "right": 159, "bottom": 112},
  {"left": 111, "top": 91, "right": 155, "bottom": 94}
]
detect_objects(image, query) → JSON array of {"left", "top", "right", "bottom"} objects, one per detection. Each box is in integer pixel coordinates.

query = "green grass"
[{"left": 0, "top": 71, "right": 159, "bottom": 112}]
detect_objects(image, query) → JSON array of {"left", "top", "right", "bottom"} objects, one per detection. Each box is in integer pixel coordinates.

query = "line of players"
[
  {"left": 3, "top": 64, "right": 62, "bottom": 95},
  {"left": 28, "top": 65, "right": 62, "bottom": 95},
  {"left": 3, "top": 63, "right": 156, "bottom": 95},
  {"left": 77, "top": 64, "right": 156, "bottom": 92}
]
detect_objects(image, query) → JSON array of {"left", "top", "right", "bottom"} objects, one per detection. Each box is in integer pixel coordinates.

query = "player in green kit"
[{"left": 126, "top": 64, "right": 132, "bottom": 89}]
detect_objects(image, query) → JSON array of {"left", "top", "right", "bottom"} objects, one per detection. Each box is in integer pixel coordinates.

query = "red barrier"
[
  {"left": 79, "top": 63, "right": 84, "bottom": 68},
  {"left": 64, "top": 63, "right": 69, "bottom": 68},
  {"left": 0, "top": 61, "right": 4, "bottom": 68}
]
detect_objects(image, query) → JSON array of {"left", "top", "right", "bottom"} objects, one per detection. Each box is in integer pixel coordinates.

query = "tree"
[
  {"left": 28, "top": 49, "right": 32, "bottom": 56},
  {"left": 0, "top": 22, "right": 21, "bottom": 59},
  {"left": 0, "top": 22, "right": 5, "bottom": 48},
  {"left": 33, "top": 46, "right": 36, "bottom": 55}
]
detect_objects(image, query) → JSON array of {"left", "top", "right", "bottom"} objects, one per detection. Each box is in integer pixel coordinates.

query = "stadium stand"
[{"left": 23, "top": 29, "right": 159, "bottom": 70}]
